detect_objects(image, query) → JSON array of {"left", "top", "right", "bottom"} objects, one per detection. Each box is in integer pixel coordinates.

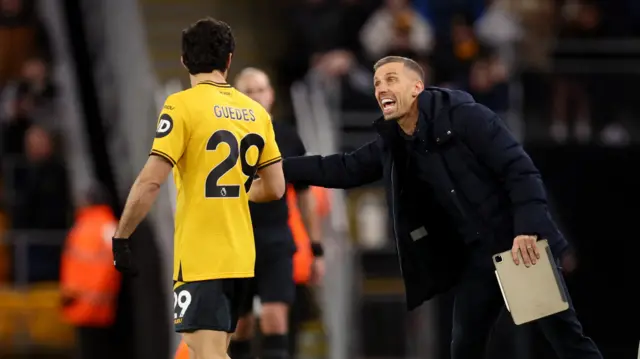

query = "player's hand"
[
  {"left": 310, "top": 258, "right": 325, "bottom": 285},
  {"left": 112, "top": 238, "right": 138, "bottom": 276},
  {"left": 511, "top": 235, "right": 540, "bottom": 267}
]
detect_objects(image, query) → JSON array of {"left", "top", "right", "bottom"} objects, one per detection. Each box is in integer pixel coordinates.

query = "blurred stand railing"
[
  {"left": 76, "top": 0, "right": 175, "bottom": 356},
  {"left": 29, "top": 0, "right": 96, "bottom": 205},
  {"left": 523, "top": 38, "right": 640, "bottom": 145},
  {"left": 0, "top": 230, "right": 74, "bottom": 356},
  {"left": 291, "top": 71, "right": 354, "bottom": 359}
]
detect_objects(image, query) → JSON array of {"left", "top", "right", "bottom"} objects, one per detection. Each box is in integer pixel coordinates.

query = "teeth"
[{"left": 381, "top": 99, "right": 394, "bottom": 105}]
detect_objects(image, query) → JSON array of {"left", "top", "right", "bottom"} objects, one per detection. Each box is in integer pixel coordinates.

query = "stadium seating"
[{"left": 0, "top": 283, "right": 74, "bottom": 354}]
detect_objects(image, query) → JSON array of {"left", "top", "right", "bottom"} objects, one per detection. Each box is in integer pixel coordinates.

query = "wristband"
[{"left": 311, "top": 242, "right": 324, "bottom": 257}]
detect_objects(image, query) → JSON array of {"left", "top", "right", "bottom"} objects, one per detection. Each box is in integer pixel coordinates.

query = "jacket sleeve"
[
  {"left": 283, "top": 138, "right": 384, "bottom": 189},
  {"left": 455, "top": 103, "right": 557, "bottom": 239}
]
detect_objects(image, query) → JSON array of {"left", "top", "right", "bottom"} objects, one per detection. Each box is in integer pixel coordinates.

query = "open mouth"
[{"left": 381, "top": 98, "right": 396, "bottom": 113}]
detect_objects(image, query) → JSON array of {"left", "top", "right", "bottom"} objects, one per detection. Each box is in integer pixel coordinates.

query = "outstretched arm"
[{"left": 284, "top": 138, "right": 384, "bottom": 189}]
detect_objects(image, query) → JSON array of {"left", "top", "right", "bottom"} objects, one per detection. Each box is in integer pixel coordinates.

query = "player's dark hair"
[
  {"left": 373, "top": 56, "right": 425, "bottom": 81},
  {"left": 181, "top": 17, "right": 235, "bottom": 75}
]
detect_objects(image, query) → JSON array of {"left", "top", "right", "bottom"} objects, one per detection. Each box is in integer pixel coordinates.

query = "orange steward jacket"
[{"left": 60, "top": 205, "right": 121, "bottom": 327}]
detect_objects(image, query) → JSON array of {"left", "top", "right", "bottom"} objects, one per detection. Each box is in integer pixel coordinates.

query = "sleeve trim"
[
  {"left": 257, "top": 157, "right": 282, "bottom": 170},
  {"left": 150, "top": 149, "right": 176, "bottom": 166}
]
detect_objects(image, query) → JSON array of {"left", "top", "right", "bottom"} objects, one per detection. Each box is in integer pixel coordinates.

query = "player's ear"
[
  {"left": 223, "top": 53, "right": 233, "bottom": 79},
  {"left": 226, "top": 53, "right": 233, "bottom": 71},
  {"left": 180, "top": 56, "right": 186, "bottom": 70}
]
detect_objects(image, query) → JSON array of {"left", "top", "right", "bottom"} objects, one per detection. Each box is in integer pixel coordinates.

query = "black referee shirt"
[{"left": 249, "top": 120, "right": 309, "bottom": 229}]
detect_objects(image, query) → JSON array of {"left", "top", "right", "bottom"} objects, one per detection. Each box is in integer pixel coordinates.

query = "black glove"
[
  {"left": 112, "top": 238, "right": 138, "bottom": 276},
  {"left": 311, "top": 242, "right": 324, "bottom": 258}
]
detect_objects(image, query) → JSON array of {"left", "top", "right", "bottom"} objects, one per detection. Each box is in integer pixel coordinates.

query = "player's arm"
[
  {"left": 249, "top": 114, "right": 285, "bottom": 202},
  {"left": 113, "top": 95, "right": 188, "bottom": 275},
  {"left": 113, "top": 156, "right": 172, "bottom": 239},
  {"left": 298, "top": 188, "right": 321, "bottom": 244},
  {"left": 249, "top": 161, "right": 285, "bottom": 203},
  {"left": 115, "top": 95, "right": 188, "bottom": 238}
]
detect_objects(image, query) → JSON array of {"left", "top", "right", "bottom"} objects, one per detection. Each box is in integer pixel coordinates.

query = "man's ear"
[
  {"left": 413, "top": 80, "right": 425, "bottom": 98},
  {"left": 180, "top": 56, "right": 187, "bottom": 70}
]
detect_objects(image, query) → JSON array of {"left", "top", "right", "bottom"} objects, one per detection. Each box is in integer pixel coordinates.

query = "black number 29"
[{"left": 205, "top": 130, "right": 265, "bottom": 198}]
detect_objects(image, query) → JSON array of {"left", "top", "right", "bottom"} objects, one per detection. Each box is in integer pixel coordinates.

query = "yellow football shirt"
[{"left": 150, "top": 81, "right": 281, "bottom": 281}]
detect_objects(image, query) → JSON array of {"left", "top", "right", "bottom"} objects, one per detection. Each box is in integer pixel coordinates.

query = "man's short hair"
[
  {"left": 373, "top": 56, "right": 425, "bottom": 81},
  {"left": 234, "top": 67, "right": 270, "bottom": 87},
  {"left": 181, "top": 17, "right": 235, "bottom": 75}
]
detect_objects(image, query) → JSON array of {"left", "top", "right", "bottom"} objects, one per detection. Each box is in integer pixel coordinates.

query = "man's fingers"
[
  {"left": 511, "top": 246, "right": 520, "bottom": 265},
  {"left": 527, "top": 246, "right": 537, "bottom": 265},
  {"left": 532, "top": 240, "right": 541, "bottom": 259},
  {"left": 525, "top": 236, "right": 539, "bottom": 265},
  {"left": 520, "top": 246, "right": 532, "bottom": 267}
]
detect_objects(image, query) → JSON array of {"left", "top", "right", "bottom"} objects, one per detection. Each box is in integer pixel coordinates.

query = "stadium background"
[{"left": 0, "top": 0, "right": 638, "bottom": 358}]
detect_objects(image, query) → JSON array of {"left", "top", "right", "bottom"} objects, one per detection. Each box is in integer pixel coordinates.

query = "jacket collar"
[{"left": 373, "top": 89, "right": 455, "bottom": 146}]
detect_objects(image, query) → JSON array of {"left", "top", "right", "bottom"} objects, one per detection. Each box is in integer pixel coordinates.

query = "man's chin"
[{"left": 383, "top": 113, "right": 401, "bottom": 121}]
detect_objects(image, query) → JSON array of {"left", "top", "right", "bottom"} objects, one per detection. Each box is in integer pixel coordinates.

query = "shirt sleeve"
[
  {"left": 291, "top": 128, "right": 310, "bottom": 191},
  {"left": 150, "top": 95, "right": 189, "bottom": 166},
  {"left": 257, "top": 115, "right": 282, "bottom": 169}
]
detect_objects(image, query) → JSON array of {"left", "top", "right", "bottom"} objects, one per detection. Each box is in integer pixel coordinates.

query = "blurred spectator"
[
  {"left": 1, "top": 81, "right": 34, "bottom": 156},
  {"left": 474, "top": 0, "right": 523, "bottom": 73},
  {"left": 11, "top": 125, "right": 71, "bottom": 230},
  {"left": 280, "top": 0, "right": 371, "bottom": 85},
  {"left": 0, "top": 0, "right": 51, "bottom": 85},
  {"left": 413, "top": 0, "right": 485, "bottom": 37},
  {"left": 550, "top": 0, "right": 603, "bottom": 143},
  {"left": 360, "top": 0, "right": 434, "bottom": 61},
  {"left": 430, "top": 13, "right": 482, "bottom": 86},
  {"left": 20, "top": 56, "right": 55, "bottom": 104},
  {"left": 61, "top": 183, "right": 120, "bottom": 359},
  {"left": 9, "top": 125, "right": 71, "bottom": 283},
  {"left": 504, "top": 0, "right": 555, "bottom": 72},
  {"left": 1, "top": 56, "right": 56, "bottom": 121},
  {"left": 464, "top": 50, "right": 510, "bottom": 114}
]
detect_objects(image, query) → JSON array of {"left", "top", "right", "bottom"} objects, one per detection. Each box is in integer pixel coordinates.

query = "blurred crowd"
[
  {"left": 2, "top": 0, "right": 639, "bottom": 286},
  {"left": 0, "top": 0, "right": 72, "bottom": 285},
  {"left": 279, "top": 0, "right": 640, "bottom": 145},
  {"left": 0, "top": 0, "right": 638, "bottom": 356}
]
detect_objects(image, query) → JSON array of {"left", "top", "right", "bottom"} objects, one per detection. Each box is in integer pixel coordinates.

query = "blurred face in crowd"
[
  {"left": 25, "top": 126, "right": 53, "bottom": 162},
  {"left": 11, "top": 91, "right": 33, "bottom": 119},
  {"left": 374, "top": 62, "right": 424, "bottom": 121},
  {"left": 21, "top": 58, "right": 47, "bottom": 86},
  {"left": 0, "top": 0, "right": 22, "bottom": 14},
  {"left": 235, "top": 69, "right": 275, "bottom": 113},
  {"left": 469, "top": 59, "right": 492, "bottom": 93}
]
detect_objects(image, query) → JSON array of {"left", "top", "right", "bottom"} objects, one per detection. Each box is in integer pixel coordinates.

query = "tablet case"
[{"left": 493, "top": 239, "right": 569, "bottom": 325}]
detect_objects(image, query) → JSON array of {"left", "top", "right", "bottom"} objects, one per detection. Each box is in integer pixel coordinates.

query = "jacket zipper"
[{"left": 390, "top": 161, "right": 404, "bottom": 277}]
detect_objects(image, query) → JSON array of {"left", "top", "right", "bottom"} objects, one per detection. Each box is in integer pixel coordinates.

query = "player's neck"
[{"left": 190, "top": 71, "right": 227, "bottom": 87}]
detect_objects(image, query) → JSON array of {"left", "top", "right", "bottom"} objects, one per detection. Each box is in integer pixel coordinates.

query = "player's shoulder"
[
  {"left": 167, "top": 87, "right": 204, "bottom": 105},
  {"left": 161, "top": 90, "right": 191, "bottom": 114}
]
